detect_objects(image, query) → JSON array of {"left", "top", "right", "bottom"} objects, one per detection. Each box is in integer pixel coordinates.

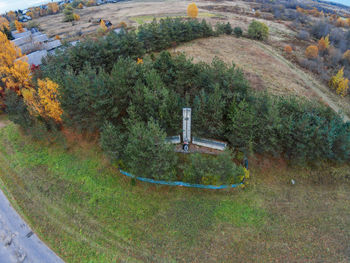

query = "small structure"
[
  {"left": 23, "top": 50, "right": 48, "bottom": 66},
  {"left": 192, "top": 137, "right": 227, "bottom": 151},
  {"left": 165, "top": 135, "right": 181, "bottom": 144}
]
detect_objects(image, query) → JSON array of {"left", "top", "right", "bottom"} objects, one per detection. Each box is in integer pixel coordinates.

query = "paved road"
[{"left": 0, "top": 189, "right": 65, "bottom": 263}]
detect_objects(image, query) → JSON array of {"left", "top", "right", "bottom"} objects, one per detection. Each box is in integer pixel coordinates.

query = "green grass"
[
  {"left": 0, "top": 123, "right": 350, "bottom": 262},
  {"left": 131, "top": 12, "right": 222, "bottom": 25}
]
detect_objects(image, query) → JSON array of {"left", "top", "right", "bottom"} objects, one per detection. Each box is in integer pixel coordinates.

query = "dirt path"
[{"left": 255, "top": 42, "right": 350, "bottom": 122}]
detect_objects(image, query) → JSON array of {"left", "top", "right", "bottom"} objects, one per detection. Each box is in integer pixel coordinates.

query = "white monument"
[{"left": 182, "top": 108, "right": 191, "bottom": 143}]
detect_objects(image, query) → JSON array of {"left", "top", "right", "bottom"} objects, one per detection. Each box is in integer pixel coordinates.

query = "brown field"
[{"left": 31, "top": 0, "right": 350, "bottom": 119}]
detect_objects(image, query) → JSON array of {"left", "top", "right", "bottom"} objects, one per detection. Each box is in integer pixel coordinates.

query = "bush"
[
  {"left": 5, "top": 89, "right": 34, "bottom": 130},
  {"left": 284, "top": 45, "right": 293, "bottom": 54},
  {"left": 63, "top": 5, "right": 74, "bottom": 22},
  {"left": 248, "top": 20, "right": 269, "bottom": 40},
  {"left": 305, "top": 45, "right": 319, "bottom": 59},
  {"left": 233, "top": 27, "right": 243, "bottom": 38},
  {"left": 183, "top": 151, "right": 244, "bottom": 185},
  {"left": 297, "top": 30, "right": 310, "bottom": 40}
]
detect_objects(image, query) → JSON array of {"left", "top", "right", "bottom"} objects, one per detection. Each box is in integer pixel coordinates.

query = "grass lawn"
[{"left": 0, "top": 123, "right": 350, "bottom": 262}]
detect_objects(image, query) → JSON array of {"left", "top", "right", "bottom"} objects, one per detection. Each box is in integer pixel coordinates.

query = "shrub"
[
  {"left": 297, "top": 30, "right": 309, "bottom": 40},
  {"left": 305, "top": 45, "right": 318, "bottom": 59},
  {"left": 224, "top": 22, "right": 233, "bottom": 35},
  {"left": 343, "top": 50, "right": 350, "bottom": 64},
  {"left": 183, "top": 151, "right": 244, "bottom": 185},
  {"left": 311, "top": 21, "right": 332, "bottom": 39},
  {"left": 63, "top": 5, "right": 74, "bottom": 22},
  {"left": 247, "top": 20, "right": 269, "bottom": 40},
  {"left": 233, "top": 27, "right": 243, "bottom": 37},
  {"left": 284, "top": 45, "right": 293, "bottom": 54}
]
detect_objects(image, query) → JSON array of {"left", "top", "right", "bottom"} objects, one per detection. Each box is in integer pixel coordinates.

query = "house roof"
[
  {"left": 43, "top": 40, "right": 62, "bottom": 51},
  {"left": 19, "top": 50, "right": 48, "bottom": 66}
]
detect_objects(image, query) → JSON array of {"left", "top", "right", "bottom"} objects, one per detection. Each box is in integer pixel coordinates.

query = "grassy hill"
[{"left": 0, "top": 121, "right": 349, "bottom": 262}]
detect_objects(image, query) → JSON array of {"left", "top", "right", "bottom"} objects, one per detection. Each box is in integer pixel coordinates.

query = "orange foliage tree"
[
  {"left": 284, "top": 45, "right": 292, "bottom": 54},
  {"left": 318, "top": 35, "right": 330, "bottom": 52},
  {"left": 15, "top": 20, "right": 24, "bottom": 33},
  {"left": 7, "top": 11, "right": 16, "bottom": 21},
  {"left": 0, "top": 17, "right": 10, "bottom": 30},
  {"left": 78, "top": 3, "right": 84, "bottom": 9},
  {"left": 305, "top": 45, "right": 318, "bottom": 59},
  {"left": 22, "top": 78, "right": 63, "bottom": 122},
  {"left": 187, "top": 3, "right": 198, "bottom": 19},
  {"left": 336, "top": 17, "right": 346, "bottom": 27},
  {"left": 48, "top": 2, "right": 59, "bottom": 14}
]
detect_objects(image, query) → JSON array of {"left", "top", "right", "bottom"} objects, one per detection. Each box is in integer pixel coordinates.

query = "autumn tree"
[
  {"left": 48, "top": 2, "right": 59, "bottom": 14},
  {"left": 329, "top": 67, "right": 349, "bottom": 97},
  {"left": 22, "top": 78, "right": 63, "bottom": 122},
  {"left": 284, "top": 45, "right": 292, "bottom": 54},
  {"left": 0, "top": 32, "right": 31, "bottom": 107},
  {"left": 77, "top": 3, "right": 84, "bottom": 9},
  {"left": 6, "top": 11, "right": 16, "bottom": 21},
  {"left": 0, "top": 17, "right": 13, "bottom": 40},
  {"left": 99, "top": 20, "right": 107, "bottom": 32},
  {"left": 343, "top": 50, "right": 350, "bottom": 64},
  {"left": 335, "top": 17, "right": 346, "bottom": 27},
  {"left": 187, "top": 3, "right": 198, "bottom": 19},
  {"left": 318, "top": 35, "right": 330, "bottom": 52},
  {"left": 15, "top": 20, "right": 24, "bottom": 33},
  {"left": 305, "top": 45, "right": 318, "bottom": 59},
  {"left": 73, "top": 14, "right": 80, "bottom": 21},
  {"left": 87, "top": 0, "right": 96, "bottom": 6}
]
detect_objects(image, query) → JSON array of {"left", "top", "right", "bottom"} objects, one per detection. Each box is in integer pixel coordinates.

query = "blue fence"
[{"left": 119, "top": 170, "right": 244, "bottom": 190}]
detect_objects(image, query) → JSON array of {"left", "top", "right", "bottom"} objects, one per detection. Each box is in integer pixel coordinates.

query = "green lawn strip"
[{"left": 1, "top": 123, "right": 350, "bottom": 262}]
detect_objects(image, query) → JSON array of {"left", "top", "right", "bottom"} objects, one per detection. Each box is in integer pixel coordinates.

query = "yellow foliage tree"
[
  {"left": 15, "top": 20, "right": 24, "bottom": 33},
  {"left": 187, "top": 3, "right": 198, "bottom": 19},
  {"left": 0, "top": 31, "right": 31, "bottom": 95},
  {"left": 137, "top": 58, "right": 143, "bottom": 64},
  {"left": 305, "top": 45, "right": 318, "bottom": 59},
  {"left": 318, "top": 35, "right": 330, "bottom": 52},
  {"left": 73, "top": 13, "right": 80, "bottom": 21},
  {"left": 329, "top": 67, "right": 349, "bottom": 97},
  {"left": 23, "top": 78, "right": 63, "bottom": 122},
  {"left": 78, "top": 3, "right": 84, "bottom": 9},
  {"left": 347, "top": 18, "right": 350, "bottom": 27},
  {"left": 48, "top": 2, "right": 59, "bottom": 14},
  {"left": 343, "top": 50, "right": 350, "bottom": 63},
  {"left": 100, "top": 20, "right": 107, "bottom": 32}
]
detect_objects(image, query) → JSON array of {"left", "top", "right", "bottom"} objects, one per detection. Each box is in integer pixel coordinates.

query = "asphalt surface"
[{"left": 0, "top": 189, "right": 64, "bottom": 263}]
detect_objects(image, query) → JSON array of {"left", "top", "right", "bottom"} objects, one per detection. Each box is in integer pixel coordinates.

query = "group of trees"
[{"left": 3, "top": 17, "right": 350, "bottom": 183}]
